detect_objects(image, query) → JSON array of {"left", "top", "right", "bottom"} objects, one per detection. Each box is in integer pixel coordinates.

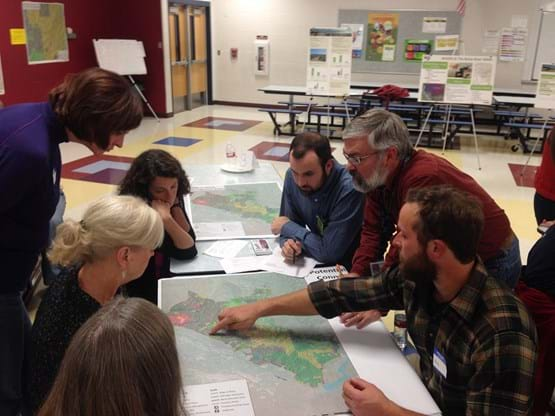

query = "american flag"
[{"left": 456, "top": 0, "right": 466, "bottom": 16}]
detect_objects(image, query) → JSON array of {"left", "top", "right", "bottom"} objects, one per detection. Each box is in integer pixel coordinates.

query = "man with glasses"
[
  {"left": 341, "top": 110, "right": 518, "bottom": 320},
  {"left": 271, "top": 132, "right": 364, "bottom": 269}
]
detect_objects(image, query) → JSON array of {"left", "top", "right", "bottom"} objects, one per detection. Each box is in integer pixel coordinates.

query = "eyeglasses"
[{"left": 342, "top": 150, "right": 382, "bottom": 166}]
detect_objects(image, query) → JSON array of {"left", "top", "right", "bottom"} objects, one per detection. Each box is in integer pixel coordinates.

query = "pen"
[{"left": 292, "top": 238, "right": 297, "bottom": 264}]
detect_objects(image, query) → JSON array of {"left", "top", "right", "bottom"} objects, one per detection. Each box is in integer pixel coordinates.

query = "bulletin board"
[{"left": 338, "top": 9, "right": 462, "bottom": 75}]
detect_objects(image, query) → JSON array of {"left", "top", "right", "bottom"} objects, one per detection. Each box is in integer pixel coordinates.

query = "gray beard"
[{"left": 351, "top": 168, "right": 388, "bottom": 193}]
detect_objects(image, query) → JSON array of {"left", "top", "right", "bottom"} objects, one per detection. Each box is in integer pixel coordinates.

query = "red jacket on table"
[{"left": 350, "top": 149, "right": 512, "bottom": 276}]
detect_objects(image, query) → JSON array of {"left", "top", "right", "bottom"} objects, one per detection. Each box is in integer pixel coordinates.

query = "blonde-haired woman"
[
  {"left": 38, "top": 297, "right": 184, "bottom": 416},
  {"left": 27, "top": 195, "right": 164, "bottom": 414}
]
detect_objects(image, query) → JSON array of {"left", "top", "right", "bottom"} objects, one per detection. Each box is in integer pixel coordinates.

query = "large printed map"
[
  {"left": 160, "top": 273, "right": 357, "bottom": 416},
  {"left": 22, "top": 2, "right": 69, "bottom": 64},
  {"left": 187, "top": 182, "right": 281, "bottom": 240}
]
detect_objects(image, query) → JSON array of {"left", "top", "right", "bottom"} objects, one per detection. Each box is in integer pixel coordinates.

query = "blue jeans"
[
  {"left": 0, "top": 293, "right": 31, "bottom": 416},
  {"left": 483, "top": 236, "right": 521, "bottom": 289}
]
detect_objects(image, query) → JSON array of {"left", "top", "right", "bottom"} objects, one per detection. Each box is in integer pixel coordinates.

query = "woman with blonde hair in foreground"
[
  {"left": 38, "top": 297, "right": 184, "bottom": 416},
  {"left": 27, "top": 195, "right": 164, "bottom": 414}
]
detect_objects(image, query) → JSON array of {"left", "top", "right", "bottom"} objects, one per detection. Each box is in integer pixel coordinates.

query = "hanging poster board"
[
  {"left": 306, "top": 27, "right": 352, "bottom": 96},
  {"left": 338, "top": 9, "right": 462, "bottom": 75},
  {"left": 418, "top": 55, "right": 496, "bottom": 105},
  {"left": 93, "top": 39, "right": 147, "bottom": 76},
  {"left": 535, "top": 63, "right": 555, "bottom": 109}
]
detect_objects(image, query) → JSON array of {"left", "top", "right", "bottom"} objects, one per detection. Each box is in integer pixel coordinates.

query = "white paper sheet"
[
  {"left": 183, "top": 379, "right": 255, "bottom": 416},
  {"left": 220, "top": 256, "right": 265, "bottom": 274},
  {"left": 261, "top": 247, "right": 317, "bottom": 278},
  {"left": 304, "top": 265, "right": 348, "bottom": 284},
  {"left": 204, "top": 240, "right": 249, "bottom": 258}
]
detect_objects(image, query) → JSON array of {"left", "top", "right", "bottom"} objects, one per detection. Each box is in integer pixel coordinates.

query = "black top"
[
  {"left": 522, "top": 226, "right": 555, "bottom": 297},
  {"left": 124, "top": 207, "right": 197, "bottom": 304},
  {"left": 28, "top": 267, "right": 100, "bottom": 413}
]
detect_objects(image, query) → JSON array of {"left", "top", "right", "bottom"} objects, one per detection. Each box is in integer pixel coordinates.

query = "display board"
[
  {"left": 338, "top": 9, "right": 462, "bottom": 75},
  {"left": 418, "top": 55, "right": 496, "bottom": 105},
  {"left": 306, "top": 27, "right": 352, "bottom": 96},
  {"left": 531, "top": 10, "right": 555, "bottom": 80},
  {"left": 535, "top": 63, "right": 555, "bottom": 109},
  {"left": 93, "top": 39, "right": 147, "bottom": 76}
]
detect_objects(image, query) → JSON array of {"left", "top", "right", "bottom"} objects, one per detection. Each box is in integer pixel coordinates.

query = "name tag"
[{"left": 433, "top": 347, "right": 447, "bottom": 378}]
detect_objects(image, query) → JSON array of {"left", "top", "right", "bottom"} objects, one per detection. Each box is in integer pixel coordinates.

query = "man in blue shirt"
[{"left": 271, "top": 132, "right": 364, "bottom": 268}]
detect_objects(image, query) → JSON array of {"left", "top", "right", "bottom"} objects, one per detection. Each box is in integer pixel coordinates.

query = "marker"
[{"left": 291, "top": 238, "right": 298, "bottom": 264}]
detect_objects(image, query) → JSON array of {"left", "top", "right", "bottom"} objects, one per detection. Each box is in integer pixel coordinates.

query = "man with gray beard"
[{"left": 341, "top": 110, "right": 518, "bottom": 303}]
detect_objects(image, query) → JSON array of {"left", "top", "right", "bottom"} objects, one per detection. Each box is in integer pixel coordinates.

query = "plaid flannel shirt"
[{"left": 308, "top": 260, "right": 537, "bottom": 415}]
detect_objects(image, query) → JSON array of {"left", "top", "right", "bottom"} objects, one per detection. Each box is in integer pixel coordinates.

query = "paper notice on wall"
[
  {"left": 422, "top": 17, "right": 447, "bottom": 34},
  {"left": 366, "top": 13, "right": 399, "bottom": 62},
  {"left": 535, "top": 63, "right": 555, "bottom": 109},
  {"left": 418, "top": 55, "right": 496, "bottom": 105},
  {"left": 341, "top": 23, "right": 364, "bottom": 58},
  {"left": 499, "top": 27, "right": 527, "bottom": 62},
  {"left": 306, "top": 27, "right": 352, "bottom": 96},
  {"left": 511, "top": 15, "right": 528, "bottom": 28},
  {"left": 0, "top": 54, "right": 4, "bottom": 95},
  {"left": 482, "top": 30, "right": 500, "bottom": 55},
  {"left": 435, "top": 35, "right": 459, "bottom": 52}
]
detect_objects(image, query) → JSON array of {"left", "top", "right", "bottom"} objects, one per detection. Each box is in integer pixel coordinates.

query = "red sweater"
[
  {"left": 351, "top": 150, "right": 511, "bottom": 276},
  {"left": 534, "top": 128, "right": 555, "bottom": 201}
]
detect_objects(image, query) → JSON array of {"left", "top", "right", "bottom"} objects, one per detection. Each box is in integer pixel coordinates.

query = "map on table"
[
  {"left": 187, "top": 182, "right": 281, "bottom": 240},
  {"left": 22, "top": 2, "right": 69, "bottom": 64},
  {"left": 159, "top": 272, "right": 357, "bottom": 416}
]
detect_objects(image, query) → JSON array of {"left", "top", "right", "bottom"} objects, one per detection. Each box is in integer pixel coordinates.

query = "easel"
[
  {"left": 127, "top": 75, "right": 159, "bottom": 122},
  {"left": 520, "top": 109, "right": 552, "bottom": 176},
  {"left": 93, "top": 39, "right": 159, "bottom": 122},
  {"left": 414, "top": 42, "right": 483, "bottom": 170}
]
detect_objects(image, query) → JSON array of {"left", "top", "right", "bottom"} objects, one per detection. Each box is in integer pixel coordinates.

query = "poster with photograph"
[
  {"left": 535, "top": 63, "right": 555, "bottom": 109},
  {"left": 418, "top": 55, "right": 496, "bottom": 105},
  {"left": 422, "top": 17, "right": 447, "bottom": 34},
  {"left": 306, "top": 27, "right": 352, "bottom": 96},
  {"left": 341, "top": 23, "right": 364, "bottom": 58},
  {"left": 404, "top": 39, "right": 433, "bottom": 62},
  {"left": 366, "top": 13, "right": 399, "bottom": 62},
  {"left": 435, "top": 35, "right": 459, "bottom": 52}
]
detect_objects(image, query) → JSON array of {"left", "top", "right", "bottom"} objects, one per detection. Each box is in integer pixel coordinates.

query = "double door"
[{"left": 169, "top": 4, "right": 209, "bottom": 113}]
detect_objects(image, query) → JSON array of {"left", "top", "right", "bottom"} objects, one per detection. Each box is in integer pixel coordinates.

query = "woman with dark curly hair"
[{"left": 119, "top": 149, "right": 197, "bottom": 303}]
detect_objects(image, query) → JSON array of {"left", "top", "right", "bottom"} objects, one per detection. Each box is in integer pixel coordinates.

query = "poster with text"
[
  {"left": 499, "top": 27, "right": 527, "bottom": 62},
  {"left": 418, "top": 55, "right": 496, "bottom": 105},
  {"left": 366, "top": 13, "right": 398, "bottom": 62},
  {"left": 435, "top": 35, "right": 459, "bottom": 52},
  {"left": 306, "top": 27, "right": 352, "bottom": 96},
  {"left": 341, "top": 23, "right": 364, "bottom": 58},
  {"left": 404, "top": 39, "right": 432, "bottom": 62},
  {"left": 422, "top": 17, "right": 447, "bottom": 34},
  {"left": 535, "top": 63, "right": 555, "bottom": 109}
]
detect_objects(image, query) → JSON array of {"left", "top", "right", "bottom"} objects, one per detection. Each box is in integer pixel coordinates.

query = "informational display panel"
[
  {"left": 306, "top": 27, "right": 352, "bottom": 96},
  {"left": 22, "top": 2, "right": 69, "bottom": 64},
  {"left": 418, "top": 55, "right": 496, "bottom": 105},
  {"left": 535, "top": 63, "right": 555, "bottom": 109}
]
